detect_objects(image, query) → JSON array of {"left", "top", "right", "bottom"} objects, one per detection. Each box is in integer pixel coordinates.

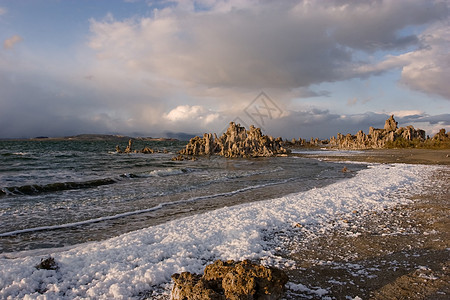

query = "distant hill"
[
  {"left": 26, "top": 134, "right": 179, "bottom": 142},
  {"left": 64, "top": 134, "right": 133, "bottom": 141},
  {"left": 164, "top": 131, "right": 198, "bottom": 141}
]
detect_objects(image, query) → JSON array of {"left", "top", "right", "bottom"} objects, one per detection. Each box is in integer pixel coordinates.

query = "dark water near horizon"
[{"left": 0, "top": 140, "right": 365, "bottom": 254}]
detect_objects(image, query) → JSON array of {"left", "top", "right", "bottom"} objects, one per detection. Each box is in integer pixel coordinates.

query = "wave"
[
  {"left": 1, "top": 167, "right": 192, "bottom": 197},
  {"left": 120, "top": 168, "right": 191, "bottom": 179},
  {"left": 0, "top": 179, "right": 289, "bottom": 237},
  {"left": 1, "top": 152, "right": 36, "bottom": 160},
  {"left": 1, "top": 152, "right": 30, "bottom": 156},
  {"left": 0, "top": 178, "right": 117, "bottom": 197}
]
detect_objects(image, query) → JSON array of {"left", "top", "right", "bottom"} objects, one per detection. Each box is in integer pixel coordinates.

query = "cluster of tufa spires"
[
  {"left": 328, "top": 115, "right": 426, "bottom": 149},
  {"left": 179, "top": 122, "right": 290, "bottom": 158}
]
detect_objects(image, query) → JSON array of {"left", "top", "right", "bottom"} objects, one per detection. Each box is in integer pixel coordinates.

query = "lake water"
[{"left": 0, "top": 140, "right": 362, "bottom": 253}]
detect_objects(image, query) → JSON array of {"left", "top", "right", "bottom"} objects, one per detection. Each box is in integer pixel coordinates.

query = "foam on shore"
[{"left": 0, "top": 163, "right": 438, "bottom": 299}]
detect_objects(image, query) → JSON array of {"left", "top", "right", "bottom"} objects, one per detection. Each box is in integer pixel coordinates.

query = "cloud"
[
  {"left": 0, "top": 71, "right": 130, "bottom": 138},
  {"left": 0, "top": 6, "right": 6, "bottom": 16},
  {"left": 3, "top": 35, "right": 23, "bottom": 50},
  {"left": 419, "top": 114, "right": 450, "bottom": 125},
  {"left": 347, "top": 96, "right": 373, "bottom": 106},
  {"left": 265, "top": 110, "right": 386, "bottom": 139},
  {"left": 162, "top": 105, "right": 224, "bottom": 134},
  {"left": 389, "top": 110, "right": 424, "bottom": 118},
  {"left": 88, "top": 0, "right": 448, "bottom": 92},
  {"left": 347, "top": 97, "right": 358, "bottom": 106},
  {"left": 1, "top": 0, "right": 449, "bottom": 139},
  {"left": 293, "top": 87, "right": 331, "bottom": 98},
  {"left": 398, "top": 22, "right": 450, "bottom": 100},
  {"left": 363, "top": 21, "right": 450, "bottom": 100},
  {"left": 165, "top": 105, "right": 219, "bottom": 123}
]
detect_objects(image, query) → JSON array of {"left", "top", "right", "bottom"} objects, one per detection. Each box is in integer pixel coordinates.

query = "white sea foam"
[
  {"left": 0, "top": 163, "right": 440, "bottom": 299},
  {"left": 11, "top": 152, "right": 30, "bottom": 156},
  {"left": 147, "top": 168, "right": 187, "bottom": 177}
]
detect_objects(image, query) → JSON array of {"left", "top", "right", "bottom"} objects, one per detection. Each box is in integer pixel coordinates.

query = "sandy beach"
[{"left": 284, "top": 149, "right": 449, "bottom": 299}]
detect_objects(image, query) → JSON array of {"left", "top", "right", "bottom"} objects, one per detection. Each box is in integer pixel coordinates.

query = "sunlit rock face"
[
  {"left": 329, "top": 115, "right": 426, "bottom": 149},
  {"left": 180, "top": 122, "right": 290, "bottom": 157}
]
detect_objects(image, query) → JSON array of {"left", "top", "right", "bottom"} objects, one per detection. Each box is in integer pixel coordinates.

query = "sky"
[{"left": 0, "top": 0, "right": 449, "bottom": 139}]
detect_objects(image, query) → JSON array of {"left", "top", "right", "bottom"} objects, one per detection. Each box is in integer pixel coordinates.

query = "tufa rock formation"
[
  {"left": 179, "top": 122, "right": 290, "bottom": 158},
  {"left": 115, "top": 139, "right": 155, "bottom": 154},
  {"left": 384, "top": 114, "right": 398, "bottom": 131},
  {"left": 432, "top": 128, "right": 449, "bottom": 142},
  {"left": 328, "top": 115, "right": 426, "bottom": 149},
  {"left": 426, "top": 128, "right": 450, "bottom": 148},
  {"left": 171, "top": 154, "right": 197, "bottom": 161},
  {"left": 170, "top": 260, "right": 288, "bottom": 300}
]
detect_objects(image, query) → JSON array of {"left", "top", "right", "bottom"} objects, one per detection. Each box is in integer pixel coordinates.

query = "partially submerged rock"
[
  {"left": 115, "top": 139, "right": 155, "bottom": 154},
  {"left": 171, "top": 260, "right": 288, "bottom": 300},
  {"left": 171, "top": 154, "right": 197, "bottom": 161},
  {"left": 141, "top": 146, "right": 154, "bottom": 154},
  {"left": 179, "top": 122, "right": 290, "bottom": 158}
]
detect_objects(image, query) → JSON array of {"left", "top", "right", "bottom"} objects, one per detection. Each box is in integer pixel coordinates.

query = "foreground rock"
[
  {"left": 328, "top": 115, "right": 426, "bottom": 149},
  {"left": 179, "top": 122, "right": 290, "bottom": 158},
  {"left": 171, "top": 260, "right": 289, "bottom": 300},
  {"left": 35, "top": 256, "right": 59, "bottom": 271}
]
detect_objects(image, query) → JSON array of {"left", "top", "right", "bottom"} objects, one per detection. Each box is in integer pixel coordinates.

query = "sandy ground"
[{"left": 282, "top": 149, "right": 449, "bottom": 299}]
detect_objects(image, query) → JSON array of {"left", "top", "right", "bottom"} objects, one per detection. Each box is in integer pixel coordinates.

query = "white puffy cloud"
[
  {"left": 398, "top": 22, "right": 450, "bottom": 100},
  {"left": 3, "top": 35, "right": 23, "bottom": 49},
  {"left": 162, "top": 104, "right": 224, "bottom": 134},
  {"left": 165, "top": 105, "right": 219, "bottom": 123},
  {"left": 362, "top": 21, "right": 450, "bottom": 100}
]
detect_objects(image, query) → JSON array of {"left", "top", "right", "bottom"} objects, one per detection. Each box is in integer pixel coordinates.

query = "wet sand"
[{"left": 283, "top": 149, "right": 449, "bottom": 299}]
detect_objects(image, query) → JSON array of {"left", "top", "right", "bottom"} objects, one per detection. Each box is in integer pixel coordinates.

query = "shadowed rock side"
[
  {"left": 171, "top": 260, "right": 288, "bottom": 300},
  {"left": 328, "top": 115, "right": 427, "bottom": 149},
  {"left": 179, "top": 122, "right": 290, "bottom": 158}
]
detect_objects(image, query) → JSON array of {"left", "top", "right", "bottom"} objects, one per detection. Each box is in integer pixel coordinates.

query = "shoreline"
[
  {"left": 0, "top": 151, "right": 448, "bottom": 298},
  {"left": 283, "top": 150, "right": 449, "bottom": 299},
  {"left": 292, "top": 148, "right": 450, "bottom": 165}
]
